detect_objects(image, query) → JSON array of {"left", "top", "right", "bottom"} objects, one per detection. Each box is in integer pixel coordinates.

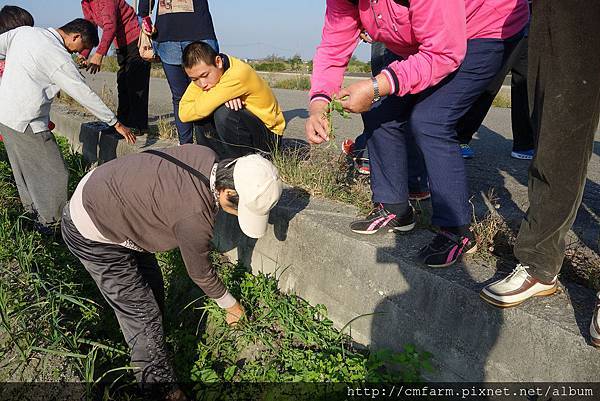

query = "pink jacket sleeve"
[
  {"left": 309, "top": 0, "right": 360, "bottom": 102},
  {"left": 95, "top": 0, "right": 119, "bottom": 56},
  {"left": 383, "top": 0, "right": 467, "bottom": 97},
  {"left": 80, "top": 1, "right": 95, "bottom": 59}
]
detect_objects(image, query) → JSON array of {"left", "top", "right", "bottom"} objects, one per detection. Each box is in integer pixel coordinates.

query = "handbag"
[{"left": 135, "top": 0, "right": 160, "bottom": 62}]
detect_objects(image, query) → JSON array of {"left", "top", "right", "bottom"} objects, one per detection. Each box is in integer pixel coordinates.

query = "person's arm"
[
  {"left": 309, "top": 0, "right": 361, "bottom": 103},
  {"left": 379, "top": 0, "right": 467, "bottom": 97},
  {"left": 50, "top": 62, "right": 136, "bottom": 143},
  {"left": 179, "top": 79, "right": 247, "bottom": 123},
  {"left": 94, "top": 0, "right": 119, "bottom": 56},
  {"left": 80, "top": 1, "right": 95, "bottom": 59},
  {"left": 305, "top": 0, "right": 360, "bottom": 144},
  {"left": 0, "top": 29, "right": 17, "bottom": 61},
  {"left": 173, "top": 215, "right": 245, "bottom": 324}
]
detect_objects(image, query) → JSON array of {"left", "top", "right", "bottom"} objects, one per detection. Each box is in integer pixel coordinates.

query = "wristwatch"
[{"left": 371, "top": 77, "right": 381, "bottom": 103}]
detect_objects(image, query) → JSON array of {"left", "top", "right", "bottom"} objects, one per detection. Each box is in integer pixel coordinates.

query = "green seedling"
[{"left": 322, "top": 95, "right": 350, "bottom": 145}]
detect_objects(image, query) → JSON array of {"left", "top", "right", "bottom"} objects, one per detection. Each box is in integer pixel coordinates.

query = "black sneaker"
[
  {"left": 350, "top": 204, "right": 415, "bottom": 235},
  {"left": 418, "top": 230, "right": 477, "bottom": 267}
]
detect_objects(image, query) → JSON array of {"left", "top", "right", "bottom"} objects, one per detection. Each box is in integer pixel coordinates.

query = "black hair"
[
  {"left": 59, "top": 18, "right": 99, "bottom": 48},
  {"left": 215, "top": 159, "right": 239, "bottom": 208},
  {"left": 182, "top": 41, "right": 219, "bottom": 70},
  {"left": 0, "top": 5, "right": 34, "bottom": 35}
]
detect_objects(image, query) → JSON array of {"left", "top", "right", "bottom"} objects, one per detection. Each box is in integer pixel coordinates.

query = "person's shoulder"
[{"left": 228, "top": 55, "right": 257, "bottom": 76}]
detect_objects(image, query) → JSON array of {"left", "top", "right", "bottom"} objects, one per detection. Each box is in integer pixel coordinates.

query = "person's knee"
[{"left": 213, "top": 104, "right": 234, "bottom": 129}]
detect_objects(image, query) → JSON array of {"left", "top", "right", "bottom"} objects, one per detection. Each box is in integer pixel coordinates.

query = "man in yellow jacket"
[{"left": 179, "top": 41, "right": 285, "bottom": 157}]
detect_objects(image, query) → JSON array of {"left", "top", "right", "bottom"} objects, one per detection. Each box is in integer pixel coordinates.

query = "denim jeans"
[
  {"left": 364, "top": 36, "right": 521, "bottom": 228},
  {"left": 156, "top": 39, "right": 219, "bottom": 144}
]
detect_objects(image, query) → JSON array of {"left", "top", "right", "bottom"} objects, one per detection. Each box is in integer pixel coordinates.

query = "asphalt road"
[{"left": 84, "top": 71, "right": 599, "bottom": 252}]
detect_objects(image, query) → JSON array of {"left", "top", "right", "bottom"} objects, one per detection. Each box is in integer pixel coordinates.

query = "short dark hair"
[
  {"left": 215, "top": 158, "right": 239, "bottom": 208},
  {"left": 182, "top": 41, "right": 219, "bottom": 70},
  {"left": 59, "top": 18, "right": 99, "bottom": 48},
  {"left": 0, "top": 5, "right": 34, "bottom": 35}
]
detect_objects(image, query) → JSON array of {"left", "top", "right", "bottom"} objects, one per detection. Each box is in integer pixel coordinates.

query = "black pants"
[
  {"left": 116, "top": 41, "right": 151, "bottom": 131},
  {"left": 197, "top": 105, "right": 281, "bottom": 158},
  {"left": 514, "top": 0, "right": 600, "bottom": 282},
  {"left": 60, "top": 205, "right": 176, "bottom": 387},
  {"left": 456, "top": 33, "right": 534, "bottom": 152}
]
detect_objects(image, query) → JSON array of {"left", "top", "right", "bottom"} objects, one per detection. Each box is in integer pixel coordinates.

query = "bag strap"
[{"left": 144, "top": 149, "right": 211, "bottom": 188}]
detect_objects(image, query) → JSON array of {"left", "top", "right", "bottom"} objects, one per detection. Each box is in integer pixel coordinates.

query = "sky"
[{"left": 7, "top": 0, "right": 370, "bottom": 60}]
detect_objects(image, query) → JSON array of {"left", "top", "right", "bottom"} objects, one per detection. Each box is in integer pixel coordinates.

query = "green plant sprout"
[{"left": 322, "top": 95, "right": 351, "bottom": 145}]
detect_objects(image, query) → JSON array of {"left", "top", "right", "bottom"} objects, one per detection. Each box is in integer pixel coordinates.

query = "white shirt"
[{"left": 0, "top": 27, "right": 117, "bottom": 133}]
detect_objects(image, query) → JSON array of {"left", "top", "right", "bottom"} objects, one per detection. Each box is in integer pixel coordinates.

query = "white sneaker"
[
  {"left": 591, "top": 292, "right": 600, "bottom": 347},
  {"left": 480, "top": 264, "right": 558, "bottom": 308}
]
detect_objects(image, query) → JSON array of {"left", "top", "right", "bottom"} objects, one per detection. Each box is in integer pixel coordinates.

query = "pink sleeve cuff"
[{"left": 381, "top": 69, "right": 396, "bottom": 96}]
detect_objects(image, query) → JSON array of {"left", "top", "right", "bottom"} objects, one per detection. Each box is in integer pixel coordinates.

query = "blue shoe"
[
  {"left": 511, "top": 149, "right": 534, "bottom": 160},
  {"left": 460, "top": 144, "right": 475, "bottom": 159}
]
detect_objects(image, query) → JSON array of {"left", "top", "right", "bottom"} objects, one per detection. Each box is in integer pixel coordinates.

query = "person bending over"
[{"left": 62, "top": 144, "right": 282, "bottom": 397}]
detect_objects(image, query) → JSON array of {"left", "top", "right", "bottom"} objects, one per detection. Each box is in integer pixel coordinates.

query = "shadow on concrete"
[
  {"left": 148, "top": 113, "right": 175, "bottom": 123},
  {"left": 467, "top": 125, "right": 599, "bottom": 346},
  {"left": 562, "top": 280, "right": 600, "bottom": 346},
  {"left": 283, "top": 108, "right": 309, "bottom": 124},
  {"left": 212, "top": 187, "right": 310, "bottom": 268},
  {"left": 370, "top": 231, "right": 503, "bottom": 381},
  {"left": 471, "top": 125, "right": 599, "bottom": 253}
]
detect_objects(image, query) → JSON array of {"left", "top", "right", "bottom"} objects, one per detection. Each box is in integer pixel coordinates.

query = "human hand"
[
  {"left": 86, "top": 53, "right": 103, "bottom": 74},
  {"left": 225, "top": 301, "right": 245, "bottom": 326},
  {"left": 305, "top": 100, "right": 330, "bottom": 144},
  {"left": 75, "top": 55, "right": 88, "bottom": 69},
  {"left": 114, "top": 121, "right": 136, "bottom": 144},
  {"left": 224, "top": 97, "right": 244, "bottom": 111}
]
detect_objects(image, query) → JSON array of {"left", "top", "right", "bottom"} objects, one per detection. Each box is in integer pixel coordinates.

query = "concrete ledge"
[
  {"left": 50, "top": 107, "right": 600, "bottom": 382},
  {"left": 50, "top": 105, "right": 176, "bottom": 165}
]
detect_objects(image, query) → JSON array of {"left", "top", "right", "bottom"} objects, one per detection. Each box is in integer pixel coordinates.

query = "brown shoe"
[
  {"left": 480, "top": 264, "right": 558, "bottom": 308},
  {"left": 591, "top": 292, "right": 600, "bottom": 347}
]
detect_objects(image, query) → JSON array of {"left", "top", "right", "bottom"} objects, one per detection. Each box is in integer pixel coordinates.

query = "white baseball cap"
[{"left": 233, "top": 154, "right": 283, "bottom": 238}]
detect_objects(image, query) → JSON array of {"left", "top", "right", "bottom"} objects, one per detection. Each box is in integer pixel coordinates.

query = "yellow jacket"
[{"left": 179, "top": 55, "right": 285, "bottom": 135}]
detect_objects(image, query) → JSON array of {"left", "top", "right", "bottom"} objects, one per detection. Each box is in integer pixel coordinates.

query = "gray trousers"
[
  {"left": 514, "top": 0, "right": 600, "bottom": 282},
  {"left": 0, "top": 123, "right": 68, "bottom": 225},
  {"left": 60, "top": 205, "right": 176, "bottom": 386}
]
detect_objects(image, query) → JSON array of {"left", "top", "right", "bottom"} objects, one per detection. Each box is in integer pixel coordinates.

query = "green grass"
[
  {"left": 272, "top": 76, "right": 311, "bottom": 91},
  {"left": 0, "top": 137, "right": 433, "bottom": 398},
  {"left": 272, "top": 147, "right": 373, "bottom": 215},
  {"left": 491, "top": 92, "right": 511, "bottom": 108}
]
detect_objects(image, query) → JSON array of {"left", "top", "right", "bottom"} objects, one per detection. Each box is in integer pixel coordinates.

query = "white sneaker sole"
[{"left": 480, "top": 284, "right": 558, "bottom": 308}]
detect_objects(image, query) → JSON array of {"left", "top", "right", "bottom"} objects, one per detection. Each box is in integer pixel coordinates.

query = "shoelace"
[
  {"left": 431, "top": 230, "right": 462, "bottom": 248},
  {"left": 504, "top": 263, "right": 530, "bottom": 282},
  {"left": 366, "top": 203, "right": 385, "bottom": 218}
]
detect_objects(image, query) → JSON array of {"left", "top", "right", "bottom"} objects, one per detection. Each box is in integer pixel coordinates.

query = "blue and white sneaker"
[
  {"left": 510, "top": 149, "right": 534, "bottom": 160},
  {"left": 460, "top": 144, "right": 475, "bottom": 159}
]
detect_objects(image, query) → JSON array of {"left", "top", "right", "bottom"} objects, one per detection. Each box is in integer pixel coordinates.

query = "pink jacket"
[
  {"left": 310, "top": 0, "right": 529, "bottom": 100},
  {"left": 80, "top": 0, "right": 140, "bottom": 57}
]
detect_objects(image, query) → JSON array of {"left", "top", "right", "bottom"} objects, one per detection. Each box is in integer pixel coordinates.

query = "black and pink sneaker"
[
  {"left": 350, "top": 204, "right": 415, "bottom": 235},
  {"left": 418, "top": 230, "right": 477, "bottom": 267}
]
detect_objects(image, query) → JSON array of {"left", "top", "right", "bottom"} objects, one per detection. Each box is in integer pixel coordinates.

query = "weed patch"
[
  {"left": 272, "top": 146, "right": 372, "bottom": 215},
  {"left": 0, "top": 137, "right": 431, "bottom": 398},
  {"left": 272, "top": 76, "right": 311, "bottom": 91},
  {"left": 189, "top": 255, "right": 433, "bottom": 389}
]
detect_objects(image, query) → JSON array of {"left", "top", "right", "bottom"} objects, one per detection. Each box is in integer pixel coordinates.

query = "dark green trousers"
[{"left": 514, "top": 0, "right": 600, "bottom": 282}]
